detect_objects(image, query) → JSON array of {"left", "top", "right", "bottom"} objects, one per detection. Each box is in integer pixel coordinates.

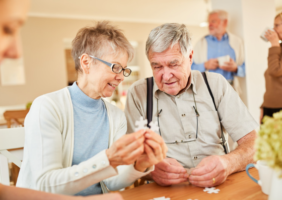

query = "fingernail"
[{"left": 145, "top": 133, "right": 151, "bottom": 137}]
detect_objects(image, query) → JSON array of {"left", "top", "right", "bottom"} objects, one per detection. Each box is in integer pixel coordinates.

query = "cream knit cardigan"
[{"left": 17, "top": 88, "right": 151, "bottom": 195}]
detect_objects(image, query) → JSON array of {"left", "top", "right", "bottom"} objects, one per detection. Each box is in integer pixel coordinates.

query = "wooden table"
[{"left": 119, "top": 168, "right": 267, "bottom": 200}]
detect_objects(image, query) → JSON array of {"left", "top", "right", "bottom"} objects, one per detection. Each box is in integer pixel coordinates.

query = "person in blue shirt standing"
[{"left": 192, "top": 10, "right": 245, "bottom": 86}]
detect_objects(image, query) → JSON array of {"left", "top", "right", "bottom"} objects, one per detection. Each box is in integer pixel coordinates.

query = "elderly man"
[
  {"left": 124, "top": 23, "right": 258, "bottom": 187},
  {"left": 192, "top": 10, "right": 245, "bottom": 85}
]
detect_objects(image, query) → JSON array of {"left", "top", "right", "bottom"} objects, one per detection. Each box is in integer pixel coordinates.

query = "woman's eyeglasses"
[{"left": 80, "top": 55, "right": 132, "bottom": 77}]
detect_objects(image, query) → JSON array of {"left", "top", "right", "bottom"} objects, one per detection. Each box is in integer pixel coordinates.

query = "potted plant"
[{"left": 255, "top": 111, "right": 282, "bottom": 199}]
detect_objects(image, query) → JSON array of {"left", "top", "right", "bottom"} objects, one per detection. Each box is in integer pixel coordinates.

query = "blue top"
[
  {"left": 191, "top": 33, "right": 245, "bottom": 81},
  {"left": 68, "top": 82, "right": 109, "bottom": 196}
]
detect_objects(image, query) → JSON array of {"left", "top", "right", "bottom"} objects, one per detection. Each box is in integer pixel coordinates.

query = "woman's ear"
[{"left": 80, "top": 54, "right": 91, "bottom": 74}]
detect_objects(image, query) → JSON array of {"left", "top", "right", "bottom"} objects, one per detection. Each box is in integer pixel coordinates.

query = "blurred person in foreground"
[
  {"left": 17, "top": 21, "right": 167, "bottom": 195},
  {"left": 260, "top": 12, "right": 282, "bottom": 123},
  {"left": 0, "top": 0, "right": 121, "bottom": 199},
  {"left": 125, "top": 23, "right": 258, "bottom": 188}
]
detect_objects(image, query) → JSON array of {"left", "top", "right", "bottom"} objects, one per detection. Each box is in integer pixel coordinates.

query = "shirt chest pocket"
[{"left": 198, "top": 110, "right": 222, "bottom": 145}]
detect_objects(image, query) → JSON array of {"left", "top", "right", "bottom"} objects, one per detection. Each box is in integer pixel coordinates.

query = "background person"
[
  {"left": 0, "top": 0, "right": 122, "bottom": 199},
  {"left": 192, "top": 10, "right": 245, "bottom": 87},
  {"left": 260, "top": 12, "right": 282, "bottom": 122}
]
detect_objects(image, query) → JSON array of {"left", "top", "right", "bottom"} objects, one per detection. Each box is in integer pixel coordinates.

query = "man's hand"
[
  {"left": 219, "top": 58, "right": 237, "bottom": 72},
  {"left": 189, "top": 155, "right": 229, "bottom": 187},
  {"left": 151, "top": 158, "right": 189, "bottom": 186},
  {"left": 265, "top": 29, "right": 280, "bottom": 47},
  {"left": 204, "top": 58, "right": 219, "bottom": 70},
  {"left": 134, "top": 129, "right": 167, "bottom": 172}
]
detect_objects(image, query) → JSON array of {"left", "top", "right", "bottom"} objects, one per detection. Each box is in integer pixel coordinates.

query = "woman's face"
[
  {"left": 0, "top": 0, "right": 29, "bottom": 63},
  {"left": 274, "top": 16, "right": 282, "bottom": 40},
  {"left": 84, "top": 51, "right": 128, "bottom": 99}
]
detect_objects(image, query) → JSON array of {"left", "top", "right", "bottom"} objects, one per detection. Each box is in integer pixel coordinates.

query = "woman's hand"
[
  {"left": 134, "top": 129, "right": 167, "bottom": 172},
  {"left": 106, "top": 130, "right": 146, "bottom": 168},
  {"left": 265, "top": 30, "right": 280, "bottom": 47}
]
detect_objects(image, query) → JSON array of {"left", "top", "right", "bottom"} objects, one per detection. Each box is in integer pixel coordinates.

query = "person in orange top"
[
  {"left": 0, "top": 0, "right": 121, "bottom": 199},
  {"left": 260, "top": 12, "right": 282, "bottom": 123}
]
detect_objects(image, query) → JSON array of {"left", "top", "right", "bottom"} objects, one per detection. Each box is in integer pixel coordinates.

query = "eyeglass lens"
[{"left": 112, "top": 64, "right": 131, "bottom": 77}]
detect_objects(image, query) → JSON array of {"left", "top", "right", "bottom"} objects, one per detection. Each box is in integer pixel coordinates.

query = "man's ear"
[
  {"left": 223, "top": 19, "right": 228, "bottom": 28},
  {"left": 189, "top": 50, "right": 194, "bottom": 62},
  {"left": 80, "top": 54, "right": 91, "bottom": 74}
]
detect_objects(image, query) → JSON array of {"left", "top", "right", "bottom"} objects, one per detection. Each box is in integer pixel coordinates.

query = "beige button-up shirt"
[{"left": 125, "top": 70, "right": 258, "bottom": 168}]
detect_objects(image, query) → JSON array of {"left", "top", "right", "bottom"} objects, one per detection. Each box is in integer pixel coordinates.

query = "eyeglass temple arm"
[{"left": 89, "top": 56, "right": 114, "bottom": 68}]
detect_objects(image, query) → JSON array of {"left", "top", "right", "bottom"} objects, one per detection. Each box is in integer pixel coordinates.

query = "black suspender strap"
[
  {"left": 146, "top": 73, "right": 229, "bottom": 154},
  {"left": 201, "top": 72, "right": 229, "bottom": 154},
  {"left": 202, "top": 72, "right": 216, "bottom": 111},
  {"left": 146, "top": 77, "right": 154, "bottom": 128}
]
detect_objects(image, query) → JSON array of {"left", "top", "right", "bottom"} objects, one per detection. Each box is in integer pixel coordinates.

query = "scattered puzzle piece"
[
  {"left": 149, "top": 197, "right": 170, "bottom": 200},
  {"left": 203, "top": 187, "right": 220, "bottom": 194}
]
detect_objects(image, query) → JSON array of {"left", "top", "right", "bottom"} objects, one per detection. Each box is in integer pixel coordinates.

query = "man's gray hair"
[
  {"left": 209, "top": 9, "right": 229, "bottom": 21},
  {"left": 146, "top": 23, "right": 192, "bottom": 58}
]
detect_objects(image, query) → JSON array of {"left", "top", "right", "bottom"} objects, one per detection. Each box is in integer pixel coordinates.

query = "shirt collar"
[
  {"left": 208, "top": 32, "right": 229, "bottom": 41},
  {"left": 153, "top": 72, "right": 197, "bottom": 99}
]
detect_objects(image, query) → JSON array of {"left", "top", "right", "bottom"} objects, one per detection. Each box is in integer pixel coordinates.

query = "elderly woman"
[
  {"left": 1, "top": 0, "right": 123, "bottom": 199},
  {"left": 17, "top": 21, "right": 166, "bottom": 196},
  {"left": 260, "top": 12, "right": 282, "bottom": 122}
]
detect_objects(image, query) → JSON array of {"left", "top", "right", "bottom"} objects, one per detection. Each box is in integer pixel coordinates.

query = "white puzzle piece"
[
  {"left": 135, "top": 116, "right": 148, "bottom": 131},
  {"left": 149, "top": 121, "right": 159, "bottom": 132},
  {"left": 135, "top": 117, "right": 160, "bottom": 133},
  {"left": 203, "top": 187, "right": 220, "bottom": 194}
]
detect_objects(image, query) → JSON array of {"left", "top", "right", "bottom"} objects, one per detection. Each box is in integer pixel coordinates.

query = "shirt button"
[
  {"left": 182, "top": 114, "right": 186, "bottom": 117},
  {"left": 101, "top": 161, "right": 106, "bottom": 166},
  {"left": 92, "top": 164, "right": 97, "bottom": 169},
  {"left": 83, "top": 168, "right": 88, "bottom": 173},
  {"left": 74, "top": 172, "right": 79, "bottom": 176},
  {"left": 189, "top": 135, "right": 191, "bottom": 139},
  {"left": 194, "top": 156, "right": 198, "bottom": 160}
]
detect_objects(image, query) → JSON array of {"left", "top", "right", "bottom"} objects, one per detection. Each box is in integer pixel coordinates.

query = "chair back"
[
  {"left": 0, "top": 127, "right": 25, "bottom": 185},
  {"left": 3, "top": 110, "right": 29, "bottom": 128},
  {"left": 0, "top": 154, "right": 9, "bottom": 185}
]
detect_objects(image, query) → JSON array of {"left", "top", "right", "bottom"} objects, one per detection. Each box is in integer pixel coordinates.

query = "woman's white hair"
[
  {"left": 146, "top": 23, "right": 192, "bottom": 58},
  {"left": 209, "top": 9, "right": 229, "bottom": 21}
]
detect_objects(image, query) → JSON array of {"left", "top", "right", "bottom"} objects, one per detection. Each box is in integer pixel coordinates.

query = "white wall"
[
  {"left": 211, "top": 0, "right": 276, "bottom": 123},
  {"left": 0, "top": 17, "right": 207, "bottom": 106}
]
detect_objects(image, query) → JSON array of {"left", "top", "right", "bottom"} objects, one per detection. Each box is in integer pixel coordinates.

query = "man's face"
[
  {"left": 148, "top": 43, "right": 193, "bottom": 96},
  {"left": 208, "top": 13, "right": 227, "bottom": 37}
]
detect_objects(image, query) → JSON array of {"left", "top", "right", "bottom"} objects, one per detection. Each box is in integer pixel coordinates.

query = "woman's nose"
[{"left": 116, "top": 71, "right": 125, "bottom": 82}]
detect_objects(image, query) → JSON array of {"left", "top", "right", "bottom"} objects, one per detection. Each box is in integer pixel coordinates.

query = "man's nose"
[
  {"left": 4, "top": 35, "right": 22, "bottom": 59},
  {"left": 162, "top": 67, "right": 173, "bottom": 81}
]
